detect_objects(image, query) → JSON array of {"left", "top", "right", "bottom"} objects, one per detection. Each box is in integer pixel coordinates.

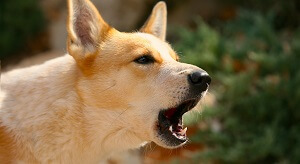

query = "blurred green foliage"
[
  {"left": 175, "top": 10, "right": 300, "bottom": 163},
  {"left": 0, "top": 0, "right": 45, "bottom": 59},
  {"left": 224, "top": 0, "right": 299, "bottom": 30}
]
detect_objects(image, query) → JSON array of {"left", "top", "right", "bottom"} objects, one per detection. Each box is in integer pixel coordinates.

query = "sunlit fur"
[{"left": 0, "top": 0, "right": 208, "bottom": 163}]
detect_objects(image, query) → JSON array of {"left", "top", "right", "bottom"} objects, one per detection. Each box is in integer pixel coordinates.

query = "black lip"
[{"left": 156, "top": 99, "right": 199, "bottom": 147}]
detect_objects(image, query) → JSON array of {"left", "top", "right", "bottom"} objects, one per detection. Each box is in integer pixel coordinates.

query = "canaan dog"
[{"left": 0, "top": 0, "right": 211, "bottom": 163}]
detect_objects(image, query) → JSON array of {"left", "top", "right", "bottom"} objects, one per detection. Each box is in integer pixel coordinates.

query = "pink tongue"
[{"left": 164, "top": 107, "right": 177, "bottom": 119}]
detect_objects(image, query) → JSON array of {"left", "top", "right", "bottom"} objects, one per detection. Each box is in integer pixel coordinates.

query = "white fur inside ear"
[
  {"left": 152, "top": 9, "right": 165, "bottom": 39},
  {"left": 89, "top": 20, "right": 100, "bottom": 45},
  {"left": 141, "top": 2, "right": 167, "bottom": 41}
]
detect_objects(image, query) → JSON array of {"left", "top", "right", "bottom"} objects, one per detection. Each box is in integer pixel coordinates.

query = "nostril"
[
  {"left": 188, "top": 71, "right": 211, "bottom": 92},
  {"left": 188, "top": 71, "right": 211, "bottom": 86},
  {"left": 189, "top": 71, "right": 202, "bottom": 84}
]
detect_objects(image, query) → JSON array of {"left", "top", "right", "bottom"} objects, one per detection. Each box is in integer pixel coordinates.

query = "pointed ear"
[
  {"left": 140, "top": 1, "right": 167, "bottom": 41},
  {"left": 67, "top": 0, "right": 111, "bottom": 59}
]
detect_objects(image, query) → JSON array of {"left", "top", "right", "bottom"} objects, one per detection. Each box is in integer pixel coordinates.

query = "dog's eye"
[{"left": 134, "top": 55, "right": 154, "bottom": 64}]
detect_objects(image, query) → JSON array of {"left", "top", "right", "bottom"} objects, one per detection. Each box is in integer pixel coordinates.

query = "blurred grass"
[{"left": 173, "top": 9, "right": 300, "bottom": 163}]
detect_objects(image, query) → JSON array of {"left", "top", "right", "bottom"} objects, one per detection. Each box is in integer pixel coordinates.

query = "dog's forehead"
[{"left": 136, "top": 33, "right": 176, "bottom": 62}]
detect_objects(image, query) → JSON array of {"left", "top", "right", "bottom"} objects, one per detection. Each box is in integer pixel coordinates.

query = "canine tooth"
[
  {"left": 179, "top": 127, "right": 187, "bottom": 135},
  {"left": 183, "top": 127, "right": 187, "bottom": 133},
  {"left": 169, "top": 126, "right": 173, "bottom": 132}
]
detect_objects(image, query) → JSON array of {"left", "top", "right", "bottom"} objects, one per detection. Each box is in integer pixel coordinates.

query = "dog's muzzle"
[{"left": 155, "top": 70, "right": 211, "bottom": 147}]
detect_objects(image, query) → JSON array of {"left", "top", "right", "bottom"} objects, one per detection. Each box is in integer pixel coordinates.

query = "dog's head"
[{"left": 67, "top": 0, "right": 211, "bottom": 148}]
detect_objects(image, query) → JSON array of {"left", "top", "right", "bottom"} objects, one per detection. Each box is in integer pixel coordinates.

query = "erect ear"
[
  {"left": 67, "top": 0, "right": 111, "bottom": 60},
  {"left": 140, "top": 1, "right": 167, "bottom": 41}
]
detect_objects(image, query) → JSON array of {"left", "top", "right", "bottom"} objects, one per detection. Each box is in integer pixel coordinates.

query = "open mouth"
[{"left": 157, "top": 99, "right": 199, "bottom": 147}]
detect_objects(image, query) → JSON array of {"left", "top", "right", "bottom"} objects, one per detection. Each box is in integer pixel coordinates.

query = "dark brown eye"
[{"left": 134, "top": 55, "right": 154, "bottom": 64}]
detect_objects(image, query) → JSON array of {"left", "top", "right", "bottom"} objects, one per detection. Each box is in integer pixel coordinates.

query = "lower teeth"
[
  {"left": 169, "top": 126, "right": 188, "bottom": 137},
  {"left": 178, "top": 127, "right": 187, "bottom": 136},
  {"left": 173, "top": 133, "right": 186, "bottom": 140}
]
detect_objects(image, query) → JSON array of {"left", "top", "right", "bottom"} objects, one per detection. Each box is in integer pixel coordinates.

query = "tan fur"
[
  {"left": 0, "top": 124, "right": 13, "bottom": 164},
  {"left": 0, "top": 0, "right": 209, "bottom": 163}
]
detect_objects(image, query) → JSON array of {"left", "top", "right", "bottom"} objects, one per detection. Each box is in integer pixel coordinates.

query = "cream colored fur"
[{"left": 0, "top": 0, "right": 209, "bottom": 163}]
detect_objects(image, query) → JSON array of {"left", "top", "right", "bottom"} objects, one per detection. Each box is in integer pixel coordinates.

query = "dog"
[{"left": 0, "top": 0, "right": 211, "bottom": 163}]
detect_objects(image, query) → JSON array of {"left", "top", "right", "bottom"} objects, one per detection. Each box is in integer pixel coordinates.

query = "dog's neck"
[{"left": 81, "top": 106, "right": 148, "bottom": 160}]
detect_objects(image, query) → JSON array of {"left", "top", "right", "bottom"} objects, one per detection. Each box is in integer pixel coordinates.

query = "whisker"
[
  {"left": 109, "top": 107, "right": 130, "bottom": 127},
  {"left": 98, "top": 81, "right": 116, "bottom": 94}
]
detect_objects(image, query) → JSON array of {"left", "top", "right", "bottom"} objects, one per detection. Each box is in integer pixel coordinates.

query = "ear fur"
[
  {"left": 67, "top": 0, "right": 111, "bottom": 61},
  {"left": 140, "top": 1, "right": 167, "bottom": 41}
]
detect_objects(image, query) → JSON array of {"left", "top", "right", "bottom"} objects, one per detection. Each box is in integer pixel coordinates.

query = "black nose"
[{"left": 188, "top": 71, "right": 211, "bottom": 90}]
